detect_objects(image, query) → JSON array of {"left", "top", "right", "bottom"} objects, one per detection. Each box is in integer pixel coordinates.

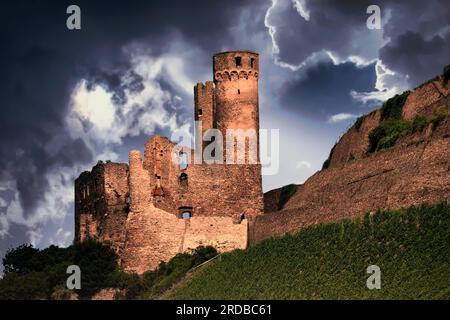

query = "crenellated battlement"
[{"left": 214, "top": 69, "right": 259, "bottom": 82}]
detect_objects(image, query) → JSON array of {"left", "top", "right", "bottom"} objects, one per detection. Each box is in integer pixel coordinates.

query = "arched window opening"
[
  {"left": 250, "top": 58, "right": 255, "bottom": 68},
  {"left": 235, "top": 56, "right": 242, "bottom": 67},
  {"left": 237, "top": 89, "right": 240, "bottom": 95},
  {"left": 179, "top": 172, "right": 188, "bottom": 187},
  {"left": 179, "top": 152, "right": 188, "bottom": 170}
]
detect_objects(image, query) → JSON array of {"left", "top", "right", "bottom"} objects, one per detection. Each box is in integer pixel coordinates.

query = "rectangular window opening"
[{"left": 235, "top": 56, "right": 242, "bottom": 67}]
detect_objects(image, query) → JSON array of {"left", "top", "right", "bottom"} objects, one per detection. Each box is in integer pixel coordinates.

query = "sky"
[{"left": 0, "top": 0, "right": 449, "bottom": 271}]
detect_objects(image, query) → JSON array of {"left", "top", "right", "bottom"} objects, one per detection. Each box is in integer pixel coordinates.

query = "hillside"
[
  {"left": 255, "top": 66, "right": 450, "bottom": 245},
  {"left": 169, "top": 203, "right": 450, "bottom": 299}
]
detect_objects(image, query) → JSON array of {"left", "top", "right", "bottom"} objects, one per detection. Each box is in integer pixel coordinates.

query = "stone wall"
[
  {"left": 182, "top": 216, "right": 247, "bottom": 252},
  {"left": 329, "top": 110, "right": 381, "bottom": 168},
  {"left": 121, "top": 205, "right": 248, "bottom": 273},
  {"left": 403, "top": 79, "right": 450, "bottom": 120},
  {"left": 143, "top": 135, "right": 263, "bottom": 221},
  {"left": 74, "top": 162, "right": 129, "bottom": 253},
  {"left": 253, "top": 133, "right": 450, "bottom": 244}
]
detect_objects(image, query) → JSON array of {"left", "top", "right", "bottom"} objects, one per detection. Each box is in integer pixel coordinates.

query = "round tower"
[{"left": 213, "top": 51, "right": 260, "bottom": 163}]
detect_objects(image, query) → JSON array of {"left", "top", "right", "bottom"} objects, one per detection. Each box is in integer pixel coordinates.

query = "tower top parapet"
[{"left": 213, "top": 51, "right": 259, "bottom": 74}]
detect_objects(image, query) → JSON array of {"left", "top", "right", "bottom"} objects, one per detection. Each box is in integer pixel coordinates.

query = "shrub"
[
  {"left": 347, "top": 153, "right": 355, "bottom": 162},
  {"left": 411, "top": 115, "right": 429, "bottom": 133},
  {"left": 2, "top": 244, "right": 42, "bottom": 275},
  {"left": 431, "top": 112, "right": 446, "bottom": 129},
  {"left": 0, "top": 239, "right": 120, "bottom": 299},
  {"left": 368, "top": 119, "right": 411, "bottom": 152},
  {"left": 380, "top": 91, "right": 410, "bottom": 121},
  {"left": 443, "top": 65, "right": 450, "bottom": 85},
  {"left": 114, "top": 246, "right": 218, "bottom": 300}
]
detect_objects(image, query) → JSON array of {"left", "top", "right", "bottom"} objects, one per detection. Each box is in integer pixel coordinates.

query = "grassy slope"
[{"left": 169, "top": 203, "right": 450, "bottom": 300}]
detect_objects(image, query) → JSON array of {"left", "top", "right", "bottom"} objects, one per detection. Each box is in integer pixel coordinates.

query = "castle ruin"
[{"left": 75, "top": 51, "right": 264, "bottom": 273}]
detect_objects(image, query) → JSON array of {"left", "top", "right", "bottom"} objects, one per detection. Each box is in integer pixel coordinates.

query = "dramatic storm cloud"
[{"left": 0, "top": 0, "right": 448, "bottom": 271}]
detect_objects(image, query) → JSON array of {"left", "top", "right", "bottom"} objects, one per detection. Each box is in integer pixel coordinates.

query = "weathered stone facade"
[{"left": 75, "top": 51, "right": 264, "bottom": 273}]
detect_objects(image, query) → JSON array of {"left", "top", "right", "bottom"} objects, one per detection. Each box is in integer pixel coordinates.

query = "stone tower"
[{"left": 213, "top": 51, "right": 260, "bottom": 163}]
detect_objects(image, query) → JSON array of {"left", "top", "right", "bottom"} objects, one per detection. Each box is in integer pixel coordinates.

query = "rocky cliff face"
[{"left": 254, "top": 71, "right": 450, "bottom": 245}]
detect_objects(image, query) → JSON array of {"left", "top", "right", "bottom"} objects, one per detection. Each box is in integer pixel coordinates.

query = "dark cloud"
[
  {"left": 266, "top": 0, "right": 380, "bottom": 67},
  {"left": 281, "top": 60, "right": 376, "bottom": 119},
  {"left": 268, "top": 0, "right": 449, "bottom": 86},
  {"left": 380, "top": 31, "right": 450, "bottom": 87}
]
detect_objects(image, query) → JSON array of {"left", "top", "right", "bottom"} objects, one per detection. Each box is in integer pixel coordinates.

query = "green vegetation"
[
  {"left": 0, "top": 240, "right": 217, "bottom": 300},
  {"left": 277, "top": 184, "right": 297, "bottom": 210},
  {"left": 380, "top": 91, "right": 410, "bottom": 121},
  {"left": 347, "top": 153, "right": 355, "bottom": 162},
  {"left": 114, "top": 246, "right": 218, "bottom": 299},
  {"left": 368, "top": 111, "right": 447, "bottom": 153},
  {"left": 443, "top": 65, "right": 450, "bottom": 85},
  {"left": 366, "top": 65, "right": 450, "bottom": 153},
  {"left": 0, "top": 240, "right": 119, "bottom": 299},
  {"left": 368, "top": 118, "right": 411, "bottom": 153},
  {"left": 169, "top": 203, "right": 450, "bottom": 300}
]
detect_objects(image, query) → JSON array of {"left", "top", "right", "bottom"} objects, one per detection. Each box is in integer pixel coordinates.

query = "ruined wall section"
[
  {"left": 182, "top": 216, "right": 247, "bottom": 252},
  {"left": 121, "top": 205, "right": 248, "bottom": 274},
  {"left": 129, "top": 150, "right": 151, "bottom": 212},
  {"left": 194, "top": 81, "right": 215, "bottom": 152},
  {"left": 143, "top": 135, "right": 263, "bottom": 220},
  {"left": 121, "top": 205, "right": 186, "bottom": 273},
  {"left": 98, "top": 163, "right": 129, "bottom": 253},
  {"left": 74, "top": 162, "right": 129, "bottom": 253},
  {"left": 252, "top": 135, "right": 450, "bottom": 244}
]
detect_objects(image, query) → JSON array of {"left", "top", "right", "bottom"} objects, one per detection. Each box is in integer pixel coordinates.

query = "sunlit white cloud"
[
  {"left": 327, "top": 113, "right": 358, "bottom": 123},
  {"left": 296, "top": 160, "right": 312, "bottom": 169},
  {"left": 350, "top": 59, "right": 409, "bottom": 104}
]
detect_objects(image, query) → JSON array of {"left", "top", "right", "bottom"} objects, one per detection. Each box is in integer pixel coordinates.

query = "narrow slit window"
[
  {"left": 251, "top": 58, "right": 255, "bottom": 68},
  {"left": 235, "top": 56, "right": 242, "bottom": 67}
]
